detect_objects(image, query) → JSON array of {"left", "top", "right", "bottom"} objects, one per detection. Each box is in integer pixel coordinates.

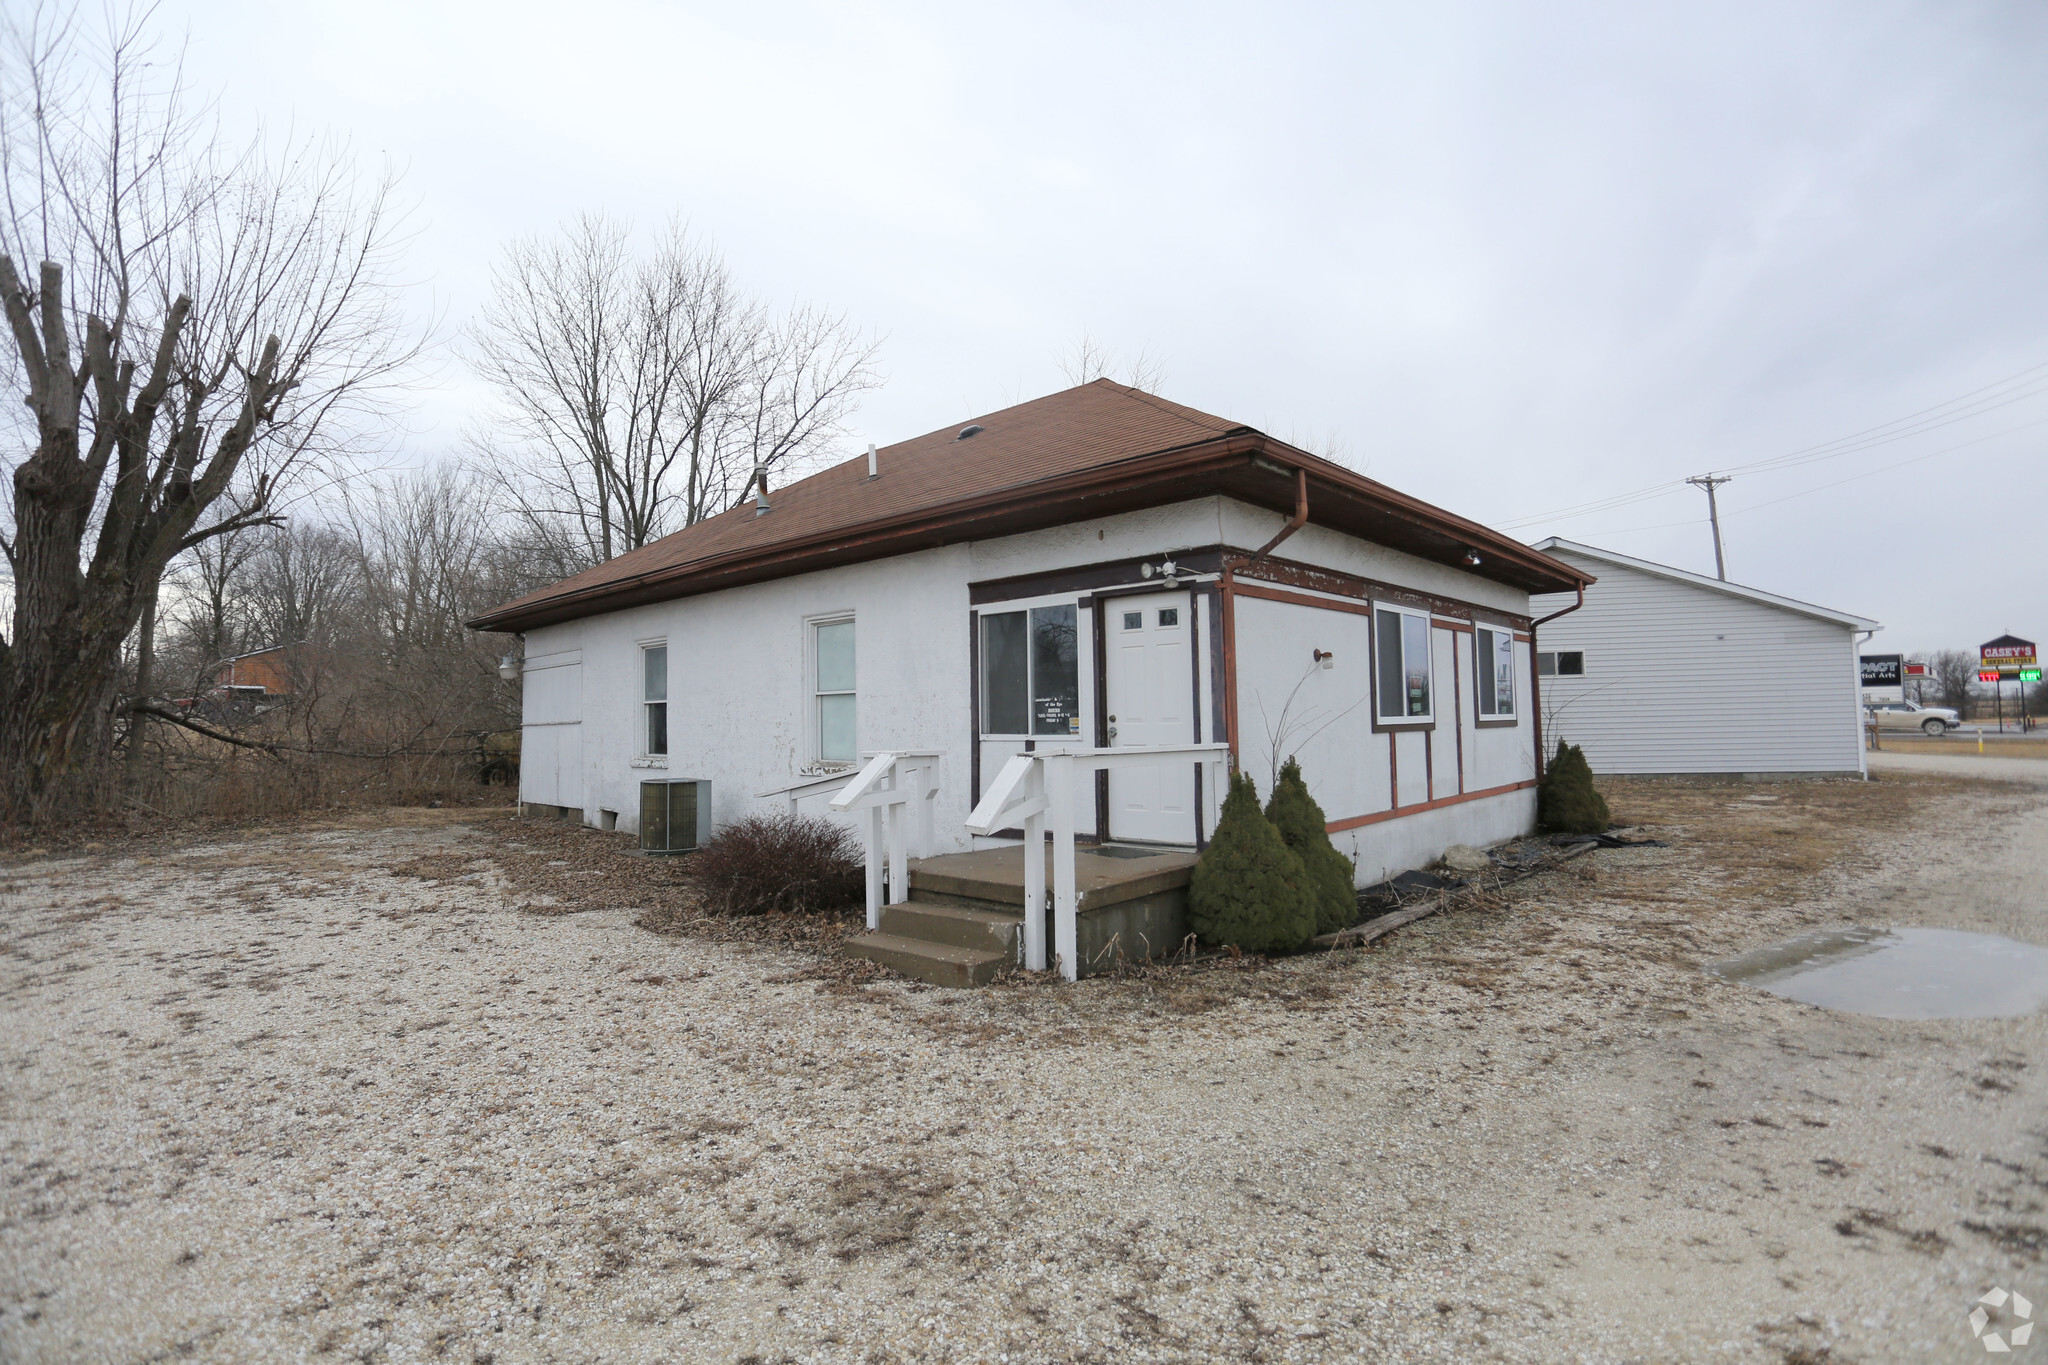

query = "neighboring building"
[
  {"left": 1529, "top": 538, "right": 1878, "bottom": 777},
  {"left": 470, "top": 381, "right": 1591, "bottom": 891},
  {"left": 214, "top": 645, "right": 299, "bottom": 696}
]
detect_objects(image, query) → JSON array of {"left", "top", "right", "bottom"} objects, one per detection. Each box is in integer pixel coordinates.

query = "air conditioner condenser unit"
[{"left": 639, "top": 779, "right": 712, "bottom": 854}]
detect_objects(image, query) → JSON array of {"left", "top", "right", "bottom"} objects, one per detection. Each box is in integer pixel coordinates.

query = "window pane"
[
  {"left": 1559, "top": 651, "right": 1585, "bottom": 677},
  {"left": 1376, "top": 610, "right": 1404, "bottom": 719},
  {"left": 1492, "top": 630, "right": 1515, "bottom": 716},
  {"left": 644, "top": 645, "right": 667, "bottom": 702},
  {"left": 819, "top": 694, "right": 856, "bottom": 762},
  {"left": 1121, "top": 611, "right": 1142, "bottom": 630},
  {"left": 1476, "top": 630, "right": 1497, "bottom": 715},
  {"left": 815, "top": 621, "right": 855, "bottom": 692},
  {"left": 1403, "top": 613, "right": 1432, "bottom": 716},
  {"left": 646, "top": 701, "right": 668, "bottom": 755},
  {"left": 1538, "top": 651, "right": 1556, "bottom": 676},
  {"left": 1029, "top": 604, "right": 1080, "bottom": 736},
  {"left": 981, "top": 611, "right": 1028, "bottom": 734},
  {"left": 1158, "top": 608, "right": 1178, "bottom": 627}
]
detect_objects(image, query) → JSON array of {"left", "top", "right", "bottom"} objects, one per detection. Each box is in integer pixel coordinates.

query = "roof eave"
[{"left": 470, "top": 435, "right": 1590, "bottom": 632}]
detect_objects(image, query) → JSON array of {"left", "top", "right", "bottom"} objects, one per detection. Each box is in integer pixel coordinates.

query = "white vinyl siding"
[{"left": 1530, "top": 555, "right": 1864, "bottom": 774}]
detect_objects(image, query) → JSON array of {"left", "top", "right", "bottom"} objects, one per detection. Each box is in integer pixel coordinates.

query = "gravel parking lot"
[{"left": 3, "top": 772, "right": 2045, "bottom": 1364}]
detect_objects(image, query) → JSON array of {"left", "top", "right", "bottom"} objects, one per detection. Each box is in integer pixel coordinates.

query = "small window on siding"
[
  {"left": 814, "top": 619, "right": 855, "bottom": 763},
  {"left": 1374, "top": 606, "right": 1434, "bottom": 723},
  {"left": 1476, "top": 628, "right": 1514, "bottom": 718},
  {"left": 1537, "top": 650, "right": 1584, "bottom": 677},
  {"left": 643, "top": 645, "right": 668, "bottom": 756}
]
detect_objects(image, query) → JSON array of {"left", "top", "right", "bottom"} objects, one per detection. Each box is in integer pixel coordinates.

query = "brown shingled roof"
[{"left": 469, "top": 379, "right": 1586, "bottom": 632}]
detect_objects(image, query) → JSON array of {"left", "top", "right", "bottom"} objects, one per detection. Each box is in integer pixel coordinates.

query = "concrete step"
[
  {"left": 907, "top": 863, "right": 1028, "bottom": 906},
  {"left": 879, "top": 901, "right": 1021, "bottom": 954},
  {"left": 840, "top": 932, "right": 1008, "bottom": 988},
  {"left": 905, "top": 886, "right": 1028, "bottom": 915}
]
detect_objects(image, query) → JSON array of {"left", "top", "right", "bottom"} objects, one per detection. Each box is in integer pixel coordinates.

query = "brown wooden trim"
[
  {"left": 1387, "top": 730, "right": 1398, "bottom": 807},
  {"left": 1450, "top": 631, "right": 1466, "bottom": 795},
  {"left": 1434, "top": 618, "right": 1474, "bottom": 633},
  {"left": 1201, "top": 585, "right": 1228, "bottom": 760},
  {"left": 1225, "top": 551, "right": 1534, "bottom": 629},
  {"left": 1326, "top": 779, "right": 1538, "bottom": 833},
  {"left": 1371, "top": 718, "right": 1437, "bottom": 734},
  {"left": 1425, "top": 729, "right": 1435, "bottom": 803},
  {"left": 968, "top": 609, "right": 981, "bottom": 806},
  {"left": 1230, "top": 580, "right": 1373, "bottom": 616},
  {"left": 970, "top": 547, "right": 1227, "bottom": 605},
  {"left": 1513, "top": 631, "right": 1533, "bottom": 643},
  {"left": 1474, "top": 717, "right": 1520, "bottom": 729},
  {"left": 1220, "top": 571, "right": 1241, "bottom": 767},
  {"left": 1090, "top": 596, "right": 1109, "bottom": 843}
]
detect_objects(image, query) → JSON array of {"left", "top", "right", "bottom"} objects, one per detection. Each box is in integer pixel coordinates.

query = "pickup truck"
[{"left": 1864, "top": 700, "right": 1962, "bottom": 736}]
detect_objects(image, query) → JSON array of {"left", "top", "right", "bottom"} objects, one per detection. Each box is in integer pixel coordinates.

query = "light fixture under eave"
[
  {"left": 1462, "top": 549, "right": 1482, "bottom": 567},
  {"left": 498, "top": 656, "right": 521, "bottom": 682}
]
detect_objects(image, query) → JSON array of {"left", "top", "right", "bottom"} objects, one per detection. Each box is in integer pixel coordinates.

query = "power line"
[
  {"left": 1494, "top": 358, "right": 2048, "bottom": 533},
  {"left": 1685, "top": 474, "right": 1733, "bottom": 580}
]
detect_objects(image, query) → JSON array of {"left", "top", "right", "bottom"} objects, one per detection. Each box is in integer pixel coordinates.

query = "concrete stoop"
[
  {"left": 838, "top": 844, "right": 1198, "bottom": 987},
  {"left": 839, "top": 894, "right": 1023, "bottom": 987}
]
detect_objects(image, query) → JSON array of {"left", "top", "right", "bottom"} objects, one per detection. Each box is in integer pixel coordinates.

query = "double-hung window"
[
  {"left": 1374, "top": 606, "right": 1435, "bottom": 724},
  {"left": 1475, "top": 626, "right": 1515, "bottom": 719},
  {"left": 814, "top": 619, "right": 856, "bottom": 764},
  {"left": 979, "top": 604, "right": 1080, "bottom": 738},
  {"left": 642, "top": 645, "right": 668, "bottom": 755}
]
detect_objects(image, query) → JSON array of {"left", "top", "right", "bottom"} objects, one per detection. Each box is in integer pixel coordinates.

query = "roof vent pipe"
[
  {"left": 752, "top": 465, "right": 770, "bottom": 516},
  {"left": 956, "top": 424, "right": 984, "bottom": 440},
  {"left": 867, "top": 443, "right": 878, "bottom": 478}
]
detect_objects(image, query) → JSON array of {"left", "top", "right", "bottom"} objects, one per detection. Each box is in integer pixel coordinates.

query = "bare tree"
[
  {"left": 0, "top": 4, "right": 418, "bottom": 821},
  {"left": 1926, "top": 649, "right": 1978, "bottom": 716},
  {"left": 467, "top": 215, "right": 880, "bottom": 576},
  {"left": 1057, "top": 331, "right": 1165, "bottom": 392}
]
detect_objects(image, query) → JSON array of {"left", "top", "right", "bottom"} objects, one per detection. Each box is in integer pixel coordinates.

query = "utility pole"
[{"left": 1686, "top": 474, "right": 1733, "bottom": 580}]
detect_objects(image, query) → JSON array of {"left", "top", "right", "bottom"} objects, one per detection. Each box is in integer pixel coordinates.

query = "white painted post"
[
  {"left": 913, "top": 760, "right": 936, "bottom": 857},
  {"left": 1022, "top": 769, "right": 1047, "bottom": 972},
  {"left": 886, "top": 781, "right": 907, "bottom": 913},
  {"left": 865, "top": 804, "right": 885, "bottom": 930},
  {"left": 1045, "top": 751, "right": 1079, "bottom": 981}
]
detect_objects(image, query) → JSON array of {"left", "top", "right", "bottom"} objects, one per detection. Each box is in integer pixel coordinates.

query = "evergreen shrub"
[
  {"left": 1188, "top": 771, "right": 1315, "bottom": 953},
  {"left": 1264, "top": 756, "right": 1359, "bottom": 935},
  {"left": 1538, "top": 742, "right": 1611, "bottom": 834}
]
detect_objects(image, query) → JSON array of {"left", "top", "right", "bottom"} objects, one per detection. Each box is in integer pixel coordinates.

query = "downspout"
[
  {"left": 1251, "top": 467, "right": 1308, "bottom": 560},
  {"left": 1854, "top": 627, "right": 1880, "bottom": 780},
  {"left": 1528, "top": 582, "right": 1585, "bottom": 780}
]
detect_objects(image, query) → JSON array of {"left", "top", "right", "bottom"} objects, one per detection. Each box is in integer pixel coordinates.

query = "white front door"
[{"left": 1105, "top": 591, "right": 1196, "bottom": 844}]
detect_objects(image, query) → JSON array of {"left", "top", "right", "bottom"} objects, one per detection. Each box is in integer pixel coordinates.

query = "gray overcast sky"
[{"left": 160, "top": 0, "right": 2048, "bottom": 657}]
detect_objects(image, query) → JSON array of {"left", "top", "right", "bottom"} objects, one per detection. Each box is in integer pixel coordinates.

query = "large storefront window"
[{"left": 980, "top": 604, "right": 1080, "bottom": 738}]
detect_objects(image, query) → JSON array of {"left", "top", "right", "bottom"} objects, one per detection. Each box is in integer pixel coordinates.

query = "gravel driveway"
[{"left": 3, "top": 775, "right": 2044, "bottom": 1364}]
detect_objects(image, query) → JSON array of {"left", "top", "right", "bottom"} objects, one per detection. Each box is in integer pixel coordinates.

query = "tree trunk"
[
  {"left": 1, "top": 449, "right": 128, "bottom": 821},
  {"left": 124, "top": 584, "right": 160, "bottom": 791}
]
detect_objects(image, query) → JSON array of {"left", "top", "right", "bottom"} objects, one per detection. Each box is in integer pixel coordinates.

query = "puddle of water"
[{"left": 1705, "top": 927, "right": 2048, "bottom": 1020}]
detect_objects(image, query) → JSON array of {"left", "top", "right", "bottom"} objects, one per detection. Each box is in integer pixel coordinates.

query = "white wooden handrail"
[
  {"left": 968, "top": 743, "right": 1229, "bottom": 980},
  {"left": 829, "top": 750, "right": 943, "bottom": 928}
]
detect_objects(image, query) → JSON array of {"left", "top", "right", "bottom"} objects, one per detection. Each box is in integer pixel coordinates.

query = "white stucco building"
[
  {"left": 1528, "top": 538, "right": 1878, "bottom": 777},
  {"left": 472, "top": 382, "right": 1592, "bottom": 919}
]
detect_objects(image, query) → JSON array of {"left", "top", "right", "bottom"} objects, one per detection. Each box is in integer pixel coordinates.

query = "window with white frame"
[
  {"left": 1374, "top": 606, "right": 1434, "bottom": 723},
  {"left": 1475, "top": 627, "right": 1515, "bottom": 718},
  {"left": 814, "top": 618, "right": 856, "bottom": 763},
  {"left": 642, "top": 644, "right": 668, "bottom": 755},
  {"left": 1537, "top": 650, "right": 1585, "bottom": 677},
  {"left": 979, "top": 604, "right": 1080, "bottom": 738}
]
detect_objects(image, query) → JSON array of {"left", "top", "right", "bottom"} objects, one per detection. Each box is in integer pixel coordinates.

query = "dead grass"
[{"left": 1878, "top": 735, "right": 2048, "bottom": 759}]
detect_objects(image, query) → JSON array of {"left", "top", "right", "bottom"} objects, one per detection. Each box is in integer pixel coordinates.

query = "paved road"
[{"left": 1868, "top": 748, "right": 2048, "bottom": 782}]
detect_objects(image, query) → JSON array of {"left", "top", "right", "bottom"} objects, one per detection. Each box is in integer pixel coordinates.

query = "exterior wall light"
[
  {"left": 498, "top": 656, "right": 521, "bottom": 682},
  {"left": 1462, "top": 549, "right": 1482, "bottom": 566}
]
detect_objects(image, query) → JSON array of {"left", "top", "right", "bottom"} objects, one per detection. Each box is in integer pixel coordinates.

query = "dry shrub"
[{"left": 692, "top": 811, "right": 863, "bottom": 917}]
